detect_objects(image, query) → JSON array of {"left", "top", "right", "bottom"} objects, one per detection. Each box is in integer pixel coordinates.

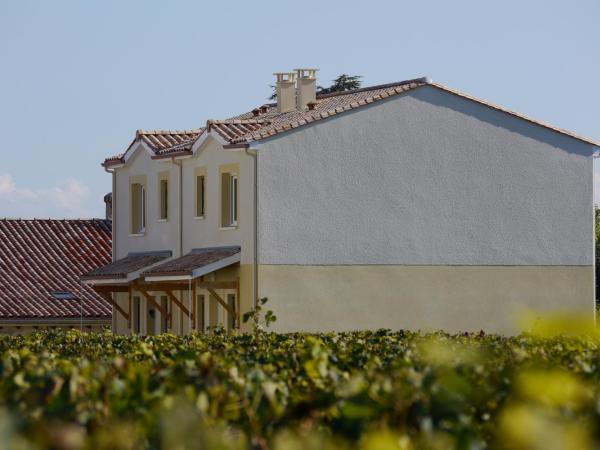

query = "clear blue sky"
[{"left": 1, "top": 0, "right": 599, "bottom": 218}]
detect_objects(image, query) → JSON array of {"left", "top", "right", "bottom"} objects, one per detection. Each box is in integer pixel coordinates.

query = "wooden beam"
[
  {"left": 92, "top": 284, "right": 130, "bottom": 292},
  {"left": 206, "top": 288, "right": 238, "bottom": 320},
  {"left": 196, "top": 281, "right": 238, "bottom": 290},
  {"left": 95, "top": 288, "right": 130, "bottom": 321},
  {"left": 137, "top": 288, "right": 169, "bottom": 320},
  {"left": 137, "top": 283, "right": 190, "bottom": 292},
  {"left": 192, "top": 282, "right": 197, "bottom": 329},
  {"left": 128, "top": 284, "right": 132, "bottom": 329},
  {"left": 164, "top": 289, "right": 190, "bottom": 318}
]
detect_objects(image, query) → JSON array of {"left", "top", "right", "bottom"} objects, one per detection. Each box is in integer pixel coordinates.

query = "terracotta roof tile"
[
  {"left": 81, "top": 251, "right": 172, "bottom": 280},
  {"left": 103, "top": 129, "right": 203, "bottom": 166},
  {"left": 143, "top": 246, "right": 240, "bottom": 277},
  {"left": 103, "top": 76, "right": 599, "bottom": 165},
  {"left": 0, "top": 219, "right": 112, "bottom": 319}
]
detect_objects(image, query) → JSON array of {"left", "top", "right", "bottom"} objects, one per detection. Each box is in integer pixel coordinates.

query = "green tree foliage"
[
  {"left": 1, "top": 329, "right": 600, "bottom": 449},
  {"left": 316, "top": 74, "right": 362, "bottom": 95}
]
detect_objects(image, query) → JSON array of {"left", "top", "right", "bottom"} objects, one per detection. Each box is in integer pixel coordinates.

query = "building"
[
  {"left": 82, "top": 70, "right": 599, "bottom": 335},
  {"left": 0, "top": 219, "right": 112, "bottom": 334}
]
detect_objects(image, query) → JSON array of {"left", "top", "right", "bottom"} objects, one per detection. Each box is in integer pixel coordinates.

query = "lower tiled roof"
[
  {"left": 143, "top": 246, "right": 240, "bottom": 277},
  {"left": 81, "top": 251, "right": 172, "bottom": 280},
  {"left": 0, "top": 219, "right": 113, "bottom": 319}
]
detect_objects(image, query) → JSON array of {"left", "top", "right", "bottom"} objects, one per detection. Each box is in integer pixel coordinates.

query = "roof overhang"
[
  {"left": 143, "top": 247, "right": 241, "bottom": 282},
  {"left": 80, "top": 250, "right": 173, "bottom": 286}
]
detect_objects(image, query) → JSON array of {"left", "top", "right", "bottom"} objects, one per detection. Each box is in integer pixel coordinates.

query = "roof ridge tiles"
[
  {"left": 314, "top": 77, "right": 429, "bottom": 100},
  {"left": 104, "top": 75, "right": 599, "bottom": 165},
  {"left": 137, "top": 129, "right": 202, "bottom": 135}
]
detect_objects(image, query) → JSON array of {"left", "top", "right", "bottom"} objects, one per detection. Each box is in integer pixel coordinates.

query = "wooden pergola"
[{"left": 92, "top": 278, "right": 240, "bottom": 330}]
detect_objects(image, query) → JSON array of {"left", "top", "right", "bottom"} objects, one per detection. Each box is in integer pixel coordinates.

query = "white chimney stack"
[
  {"left": 274, "top": 72, "right": 297, "bottom": 113},
  {"left": 295, "top": 68, "right": 318, "bottom": 110}
]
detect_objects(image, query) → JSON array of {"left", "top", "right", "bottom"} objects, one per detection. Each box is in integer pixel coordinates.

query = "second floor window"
[
  {"left": 196, "top": 175, "right": 205, "bottom": 217},
  {"left": 131, "top": 183, "right": 145, "bottom": 234},
  {"left": 221, "top": 172, "right": 238, "bottom": 227},
  {"left": 159, "top": 178, "right": 168, "bottom": 220}
]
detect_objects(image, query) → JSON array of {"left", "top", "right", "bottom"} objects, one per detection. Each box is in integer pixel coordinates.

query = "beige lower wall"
[{"left": 258, "top": 265, "right": 595, "bottom": 335}]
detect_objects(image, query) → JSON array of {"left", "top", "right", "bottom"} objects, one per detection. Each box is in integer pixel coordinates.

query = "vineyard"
[{"left": 0, "top": 326, "right": 599, "bottom": 450}]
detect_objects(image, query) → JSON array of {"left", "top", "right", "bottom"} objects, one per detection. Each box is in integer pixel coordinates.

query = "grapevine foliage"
[{"left": 0, "top": 328, "right": 599, "bottom": 449}]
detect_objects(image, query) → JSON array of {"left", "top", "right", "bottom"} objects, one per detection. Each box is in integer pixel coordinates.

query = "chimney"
[
  {"left": 295, "top": 68, "right": 318, "bottom": 110},
  {"left": 274, "top": 72, "right": 296, "bottom": 113},
  {"left": 104, "top": 192, "right": 112, "bottom": 221}
]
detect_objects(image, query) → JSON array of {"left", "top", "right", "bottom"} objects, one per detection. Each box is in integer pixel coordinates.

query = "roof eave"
[{"left": 151, "top": 150, "right": 193, "bottom": 160}]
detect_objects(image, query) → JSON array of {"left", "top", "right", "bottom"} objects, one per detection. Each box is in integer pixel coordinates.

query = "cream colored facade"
[
  {"left": 101, "top": 81, "right": 597, "bottom": 336},
  {"left": 109, "top": 134, "right": 255, "bottom": 334}
]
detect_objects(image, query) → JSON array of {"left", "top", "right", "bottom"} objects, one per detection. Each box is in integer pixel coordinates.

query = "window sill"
[
  {"left": 157, "top": 219, "right": 168, "bottom": 223},
  {"left": 194, "top": 216, "right": 206, "bottom": 221},
  {"left": 129, "top": 233, "right": 145, "bottom": 237},
  {"left": 219, "top": 226, "right": 238, "bottom": 231}
]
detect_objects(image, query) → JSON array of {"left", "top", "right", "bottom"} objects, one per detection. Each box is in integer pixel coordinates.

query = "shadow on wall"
[{"left": 411, "top": 85, "right": 595, "bottom": 157}]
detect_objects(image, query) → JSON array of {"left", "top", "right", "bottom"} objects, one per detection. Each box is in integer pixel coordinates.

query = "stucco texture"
[
  {"left": 259, "top": 265, "right": 594, "bottom": 335},
  {"left": 257, "top": 85, "right": 595, "bottom": 266}
]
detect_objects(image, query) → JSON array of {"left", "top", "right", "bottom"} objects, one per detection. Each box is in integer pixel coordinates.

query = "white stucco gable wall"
[{"left": 256, "top": 85, "right": 595, "bottom": 266}]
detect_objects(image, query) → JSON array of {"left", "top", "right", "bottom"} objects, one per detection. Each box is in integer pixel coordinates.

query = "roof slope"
[
  {"left": 81, "top": 251, "right": 171, "bottom": 280},
  {"left": 0, "top": 219, "right": 113, "bottom": 319},
  {"left": 143, "top": 246, "right": 240, "bottom": 277},
  {"left": 104, "top": 129, "right": 203, "bottom": 166},
  {"left": 103, "top": 76, "right": 599, "bottom": 166}
]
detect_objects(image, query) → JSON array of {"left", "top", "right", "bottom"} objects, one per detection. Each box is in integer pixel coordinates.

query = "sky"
[{"left": 0, "top": 0, "right": 599, "bottom": 218}]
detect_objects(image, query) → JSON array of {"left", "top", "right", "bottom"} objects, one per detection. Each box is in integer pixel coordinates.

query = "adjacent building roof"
[
  {"left": 81, "top": 250, "right": 172, "bottom": 281},
  {"left": 143, "top": 246, "right": 241, "bottom": 280},
  {"left": 103, "top": 76, "right": 600, "bottom": 167},
  {"left": 0, "top": 219, "right": 112, "bottom": 319}
]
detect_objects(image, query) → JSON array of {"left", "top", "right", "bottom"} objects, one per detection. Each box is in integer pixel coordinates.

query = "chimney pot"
[
  {"left": 274, "top": 72, "right": 297, "bottom": 113},
  {"left": 103, "top": 192, "right": 112, "bottom": 221},
  {"left": 252, "top": 108, "right": 260, "bottom": 117},
  {"left": 295, "top": 68, "right": 319, "bottom": 110}
]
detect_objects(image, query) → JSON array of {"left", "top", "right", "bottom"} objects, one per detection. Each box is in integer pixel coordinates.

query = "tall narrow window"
[
  {"left": 230, "top": 175, "right": 238, "bottom": 225},
  {"left": 196, "top": 175, "right": 205, "bottom": 217},
  {"left": 159, "top": 179, "right": 168, "bottom": 220},
  {"left": 221, "top": 172, "right": 238, "bottom": 227},
  {"left": 131, "top": 183, "right": 146, "bottom": 234}
]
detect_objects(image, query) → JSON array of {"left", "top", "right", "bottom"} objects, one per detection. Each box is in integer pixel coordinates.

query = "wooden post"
[
  {"left": 192, "top": 281, "right": 197, "bottom": 329},
  {"left": 235, "top": 277, "right": 240, "bottom": 329},
  {"left": 128, "top": 284, "right": 132, "bottom": 330}
]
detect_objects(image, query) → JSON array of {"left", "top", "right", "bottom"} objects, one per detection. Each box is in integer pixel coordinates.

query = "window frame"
[
  {"left": 219, "top": 164, "right": 239, "bottom": 229},
  {"left": 230, "top": 174, "right": 238, "bottom": 226},
  {"left": 130, "top": 178, "right": 147, "bottom": 235},
  {"left": 195, "top": 169, "right": 206, "bottom": 219},
  {"left": 158, "top": 172, "right": 169, "bottom": 221}
]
